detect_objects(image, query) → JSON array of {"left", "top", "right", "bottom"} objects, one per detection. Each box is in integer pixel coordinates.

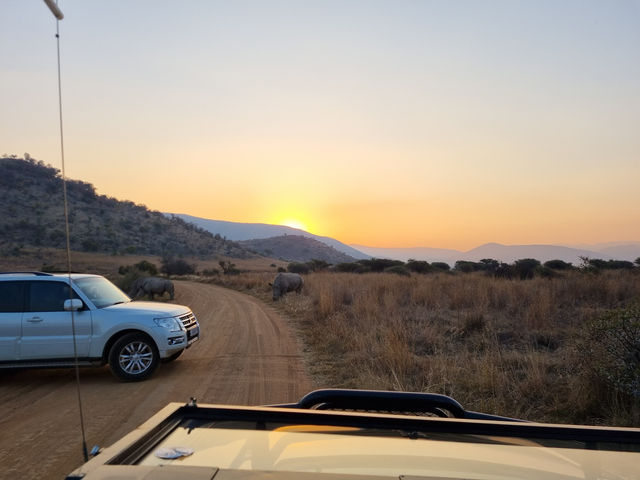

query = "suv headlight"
[{"left": 154, "top": 317, "right": 183, "bottom": 332}]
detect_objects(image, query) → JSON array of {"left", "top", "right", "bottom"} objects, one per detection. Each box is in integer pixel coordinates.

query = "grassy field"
[
  {"left": 208, "top": 269, "right": 640, "bottom": 427},
  {"left": 3, "top": 250, "right": 638, "bottom": 426}
]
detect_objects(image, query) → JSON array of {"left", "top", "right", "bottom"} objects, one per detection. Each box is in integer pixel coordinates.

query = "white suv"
[{"left": 0, "top": 272, "right": 199, "bottom": 381}]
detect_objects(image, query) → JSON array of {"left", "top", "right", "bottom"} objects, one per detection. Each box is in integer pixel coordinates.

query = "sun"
[{"left": 281, "top": 219, "right": 308, "bottom": 231}]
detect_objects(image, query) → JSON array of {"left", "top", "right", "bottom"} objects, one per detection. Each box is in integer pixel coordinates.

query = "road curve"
[{"left": 0, "top": 280, "right": 313, "bottom": 479}]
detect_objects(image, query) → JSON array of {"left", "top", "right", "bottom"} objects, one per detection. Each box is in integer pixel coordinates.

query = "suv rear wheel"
[{"left": 108, "top": 333, "right": 159, "bottom": 381}]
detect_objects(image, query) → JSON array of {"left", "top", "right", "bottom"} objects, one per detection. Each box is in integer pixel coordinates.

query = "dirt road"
[{"left": 0, "top": 281, "right": 313, "bottom": 479}]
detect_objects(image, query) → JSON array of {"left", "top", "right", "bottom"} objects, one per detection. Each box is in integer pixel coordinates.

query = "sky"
[{"left": 2, "top": 1, "right": 639, "bottom": 250}]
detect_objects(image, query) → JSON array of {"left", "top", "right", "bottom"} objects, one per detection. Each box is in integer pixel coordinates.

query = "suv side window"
[
  {"left": 27, "top": 281, "right": 77, "bottom": 312},
  {"left": 0, "top": 281, "right": 25, "bottom": 312}
]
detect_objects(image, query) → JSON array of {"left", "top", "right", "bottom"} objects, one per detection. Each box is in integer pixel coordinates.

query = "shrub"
[
  {"left": 118, "top": 260, "right": 158, "bottom": 276},
  {"left": 308, "top": 259, "right": 331, "bottom": 271},
  {"left": 514, "top": 258, "right": 541, "bottom": 280},
  {"left": 218, "top": 260, "right": 239, "bottom": 275},
  {"left": 454, "top": 260, "right": 481, "bottom": 273},
  {"left": 161, "top": 256, "right": 195, "bottom": 275},
  {"left": 585, "top": 304, "right": 640, "bottom": 399},
  {"left": 383, "top": 265, "right": 411, "bottom": 276},
  {"left": 431, "top": 262, "right": 451, "bottom": 271},
  {"left": 406, "top": 260, "right": 431, "bottom": 274},
  {"left": 335, "top": 262, "right": 361, "bottom": 273},
  {"left": 288, "top": 262, "right": 310, "bottom": 274},
  {"left": 358, "top": 258, "right": 404, "bottom": 272},
  {"left": 134, "top": 260, "right": 157, "bottom": 275},
  {"left": 585, "top": 258, "right": 635, "bottom": 271},
  {"left": 544, "top": 259, "right": 573, "bottom": 270}
]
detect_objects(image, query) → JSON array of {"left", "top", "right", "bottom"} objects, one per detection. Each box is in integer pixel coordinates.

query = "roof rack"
[
  {"left": 278, "top": 389, "right": 525, "bottom": 422},
  {"left": 0, "top": 271, "right": 54, "bottom": 276}
]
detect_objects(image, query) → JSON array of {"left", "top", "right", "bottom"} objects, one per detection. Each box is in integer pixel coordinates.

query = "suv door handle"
[{"left": 26, "top": 316, "right": 43, "bottom": 322}]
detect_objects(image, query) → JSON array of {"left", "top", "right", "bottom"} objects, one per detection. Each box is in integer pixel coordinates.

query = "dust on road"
[{"left": 0, "top": 281, "right": 313, "bottom": 479}]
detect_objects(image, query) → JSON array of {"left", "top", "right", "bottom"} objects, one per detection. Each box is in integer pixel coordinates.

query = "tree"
[
  {"left": 479, "top": 258, "right": 499, "bottom": 274},
  {"left": 544, "top": 259, "right": 572, "bottom": 270},
  {"left": 406, "top": 260, "right": 431, "bottom": 273},
  {"left": 454, "top": 260, "right": 480, "bottom": 273},
  {"left": 514, "top": 258, "right": 540, "bottom": 280},
  {"left": 431, "top": 262, "right": 450, "bottom": 271}
]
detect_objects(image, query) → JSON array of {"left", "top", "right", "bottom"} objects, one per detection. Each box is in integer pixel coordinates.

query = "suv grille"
[{"left": 179, "top": 312, "right": 197, "bottom": 329}]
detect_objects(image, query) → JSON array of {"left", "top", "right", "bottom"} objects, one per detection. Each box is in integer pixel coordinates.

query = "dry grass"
[
  {"left": 4, "top": 250, "right": 638, "bottom": 425},
  {"left": 212, "top": 270, "right": 640, "bottom": 426}
]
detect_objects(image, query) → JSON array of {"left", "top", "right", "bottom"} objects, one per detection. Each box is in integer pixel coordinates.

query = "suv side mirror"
[{"left": 64, "top": 298, "right": 84, "bottom": 311}]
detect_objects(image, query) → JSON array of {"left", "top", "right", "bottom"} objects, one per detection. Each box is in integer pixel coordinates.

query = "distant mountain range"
[
  {"left": 173, "top": 213, "right": 640, "bottom": 266},
  {"left": 354, "top": 243, "right": 640, "bottom": 266},
  {"left": 239, "top": 235, "right": 357, "bottom": 264},
  {"left": 171, "top": 214, "right": 370, "bottom": 260}
]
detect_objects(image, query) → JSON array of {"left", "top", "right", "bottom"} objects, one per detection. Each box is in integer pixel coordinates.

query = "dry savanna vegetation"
[
  {"left": 208, "top": 269, "right": 640, "bottom": 427},
  {"left": 3, "top": 249, "right": 638, "bottom": 426}
]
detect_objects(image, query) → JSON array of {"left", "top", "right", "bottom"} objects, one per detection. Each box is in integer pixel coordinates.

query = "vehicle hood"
[{"left": 103, "top": 301, "right": 190, "bottom": 317}]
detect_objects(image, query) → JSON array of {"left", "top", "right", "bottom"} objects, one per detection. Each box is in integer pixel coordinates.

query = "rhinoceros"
[
  {"left": 270, "top": 272, "right": 304, "bottom": 301},
  {"left": 129, "top": 277, "right": 175, "bottom": 300}
]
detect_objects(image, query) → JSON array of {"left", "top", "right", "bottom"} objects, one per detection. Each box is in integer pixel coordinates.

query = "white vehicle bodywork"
[{"left": 0, "top": 272, "right": 199, "bottom": 380}]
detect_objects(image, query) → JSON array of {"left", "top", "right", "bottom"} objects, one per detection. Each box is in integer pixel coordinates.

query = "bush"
[
  {"left": 119, "top": 260, "right": 158, "bottom": 276},
  {"left": 454, "top": 260, "right": 481, "bottom": 273},
  {"left": 358, "top": 258, "right": 404, "bottom": 272},
  {"left": 406, "top": 260, "right": 431, "bottom": 274},
  {"left": 288, "top": 262, "right": 310, "bottom": 274},
  {"left": 431, "top": 262, "right": 451, "bottom": 271},
  {"left": 586, "top": 304, "right": 640, "bottom": 398},
  {"left": 544, "top": 259, "right": 573, "bottom": 270},
  {"left": 514, "top": 258, "right": 541, "bottom": 280},
  {"left": 218, "top": 260, "right": 239, "bottom": 275},
  {"left": 383, "top": 265, "right": 411, "bottom": 276},
  {"left": 161, "top": 256, "right": 195, "bottom": 276}
]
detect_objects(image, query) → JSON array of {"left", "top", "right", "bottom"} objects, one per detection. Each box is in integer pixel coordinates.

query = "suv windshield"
[{"left": 74, "top": 276, "right": 130, "bottom": 309}]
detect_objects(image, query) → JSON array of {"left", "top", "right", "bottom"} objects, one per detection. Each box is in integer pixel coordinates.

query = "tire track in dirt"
[{"left": 0, "top": 280, "right": 313, "bottom": 479}]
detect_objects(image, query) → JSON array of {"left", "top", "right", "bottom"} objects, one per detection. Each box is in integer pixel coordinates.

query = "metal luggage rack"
[
  {"left": 277, "top": 389, "right": 524, "bottom": 421},
  {"left": 0, "top": 271, "right": 55, "bottom": 276}
]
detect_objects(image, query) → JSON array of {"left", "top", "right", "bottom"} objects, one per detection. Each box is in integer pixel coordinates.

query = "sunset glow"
[
  {"left": 2, "top": 1, "right": 639, "bottom": 250},
  {"left": 281, "top": 220, "right": 308, "bottom": 232}
]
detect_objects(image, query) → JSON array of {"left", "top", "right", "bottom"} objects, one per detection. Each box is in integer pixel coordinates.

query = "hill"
[
  {"left": 239, "top": 235, "right": 356, "bottom": 264},
  {"left": 0, "top": 156, "right": 255, "bottom": 259},
  {"left": 171, "top": 213, "right": 370, "bottom": 260},
  {"left": 354, "top": 242, "right": 640, "bottom": 266}
]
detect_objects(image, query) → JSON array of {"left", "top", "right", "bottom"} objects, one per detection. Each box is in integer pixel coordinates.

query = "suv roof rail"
[
  {"left": 279, "top": 389, "right": 526, "bottom": 422},
  {"left": 0, "top": 271, "right": 54, "bottom": 276}
]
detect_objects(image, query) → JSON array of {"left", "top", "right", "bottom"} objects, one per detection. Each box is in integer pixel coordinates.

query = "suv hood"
[{"left": 103, "top": 301, "right": 190, "bottom": 317}]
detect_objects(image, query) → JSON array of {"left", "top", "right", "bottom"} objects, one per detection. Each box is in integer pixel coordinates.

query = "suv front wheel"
[{"left": 109, "top": 333, "right": 159, "bottom": 381}]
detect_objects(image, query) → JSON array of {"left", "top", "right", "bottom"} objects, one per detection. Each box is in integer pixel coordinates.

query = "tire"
[
  {"left": 161, "top": 350, "right": 183, "bottom": 363},
  {"left": 108, "top": 333, "right": 159, "bottom": 381}
]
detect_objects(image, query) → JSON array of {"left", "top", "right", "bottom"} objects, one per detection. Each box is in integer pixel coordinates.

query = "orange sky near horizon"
[{"left": 2, "top": 1, "right": 639, "bottom": 251}]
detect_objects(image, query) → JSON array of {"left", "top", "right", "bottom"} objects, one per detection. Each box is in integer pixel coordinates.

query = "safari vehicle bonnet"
[{"left": 66, "top": 389, "right": 640, "bottom": 480}]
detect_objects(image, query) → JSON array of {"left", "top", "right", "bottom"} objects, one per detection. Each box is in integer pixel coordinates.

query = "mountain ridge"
[
  {"left": 0, "top": 156, "right": 256, "bottom": 259},
  {"left": 174, "top": 212, "right": 640, "bottom": 266},
  {"left": 170, "top": 213, "right": 371, "bottom": 260},
  {"left": 353, "top": 241, "right": 640, "bottom": 265}
]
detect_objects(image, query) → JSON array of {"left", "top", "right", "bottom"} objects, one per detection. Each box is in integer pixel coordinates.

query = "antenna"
[
  {"left": 43, "top": 0, "right": 90, "bottom": 463},
  {"left": 43, "top": 0, "right": 64, "bottom": 20}
]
